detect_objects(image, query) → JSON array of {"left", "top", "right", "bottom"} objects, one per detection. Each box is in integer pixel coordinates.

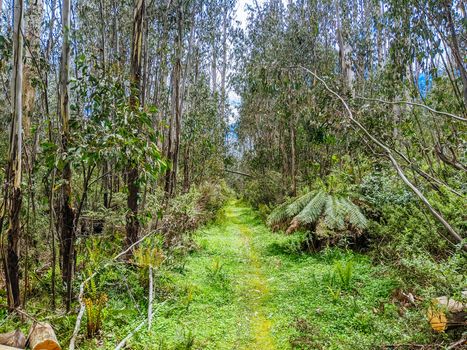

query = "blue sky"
[
  {"left": 228, "top": 0, "right": 267, "bottom": 123},
  {"left": 236, "top": 0, "right": 258, "bottom": 28}
]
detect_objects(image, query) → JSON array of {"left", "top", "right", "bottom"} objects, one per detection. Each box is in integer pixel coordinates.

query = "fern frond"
[
  {"left": 342, "top": 199, "right": 368, "bottom": 229},
  {"left": 267, "top": 199, "right": 292, "bottom": 226},
  {"left": 295, "top": 190, "right": 326, "bottom": 224},
  {"left": 323, "top": 196, "right": 345, "bottom": 230},
  {"left": 286, "top": 191, "right": 316, "bottom": 217}
]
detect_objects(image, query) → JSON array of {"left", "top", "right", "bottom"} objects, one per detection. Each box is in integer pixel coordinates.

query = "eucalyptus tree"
[
  {"left": 2, "top": 0, "right": 24, "bottom": 311},
  {"left": 58, "top": 0, "right": 75, "bottom": 311},
  {"left": 126, "top": 0, "right": 145, "bottom": 249},
  {"left": 23, "top": 0, "right": 42, "bottom": 140},
  {"left": 164, "top": 0, "right": 184, "bottom": 197}
]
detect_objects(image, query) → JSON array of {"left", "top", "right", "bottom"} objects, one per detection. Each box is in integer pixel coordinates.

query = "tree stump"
[
  {"left": 28, "top": 323, "right": 61, "bottom": 350},
  {"left": 0, "top": 329, "right": 26, "bottom": 348}
]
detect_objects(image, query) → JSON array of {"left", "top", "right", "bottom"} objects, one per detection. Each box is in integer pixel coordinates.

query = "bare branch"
[
  {"left": 224, "top": 169, "right": 253, "bottom": 177},
  {"left": 69, "top": 229, "right": 160, "bottom": 350},
  {"left": 354, "top": 96, "right": 467, "bottom": 122},
  {"left": 296, "top": 66, "right": 466, "bottom": 251},
  {"left": 114, "top": 301, "right": 167, "bottom": 350}
]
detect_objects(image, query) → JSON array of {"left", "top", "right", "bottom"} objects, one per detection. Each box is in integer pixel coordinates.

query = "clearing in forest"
[{"left": 129, "top": 200, "right": 431, "bottom": 349}]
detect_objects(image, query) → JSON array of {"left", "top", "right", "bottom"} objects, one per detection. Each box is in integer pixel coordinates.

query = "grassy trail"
[
  {"left": 233, "top": 206, "right": 275, "bottom": 349},
  {"left": 169, "top": 201, "right": 279, "bottom": 349},
  {"left": 148, "top": 200, "right": 429, "bottom": 349},
  {"left": 150, "top": 201, "right": 281, "bottom": 349}
]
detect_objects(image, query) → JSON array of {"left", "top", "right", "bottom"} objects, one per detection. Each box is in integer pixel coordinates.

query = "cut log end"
[
  {"left": 427, "top": 295, "right": 467, "bottom": 332},
  {"left": 32, "top": 339, "right": 61, "bottom": 350},
  {"left": 28, "top": 323, "right": 61, "bottom": 350}
]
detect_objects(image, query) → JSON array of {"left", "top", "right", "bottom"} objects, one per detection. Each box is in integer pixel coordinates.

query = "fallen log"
[
  {"left": 427, "top": 295, "right": 467, "bottom": 332},
  {"left": 28, "top": 323, "right": 61, "bottom": 350},
  {"left": 0, "top": 345, "right": 23, "bottom": 350},
  {"left": 0, "top": 330, "right": 26, "bottom": 348}
]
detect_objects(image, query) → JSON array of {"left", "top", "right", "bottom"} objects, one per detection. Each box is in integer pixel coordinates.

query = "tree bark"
[
  {"left": 147, "top": 266, "right": 153, "bottom": 330},
  {"left": 2, "top": 0, "right": 24, "bottom": 311},
  {"left": 23, "top": 0, "right": 43, "bottom": 139},
  {"left": 220, "top": 3, "right": 229, "bottom": 117},
  {"left": 165, "top": 1, "right": 183, "bottom": 197},
  {"left": 335, "top": 0, "right": 353, "bottom": 95},
  {"left": 290, "top": 122, "right": 297, "bottom": 196},
  {"left": 126, "top": 0, "right": 145, "bottom": 251},
  {"left": 58, "top": 0, "right": 76, "bottom": 311},
  {"left": 183, "top": 144, "right": 190, "bottom": 192},
  {"left": 0, "top": 329, "right": 26, "bottom": 348},
  {"left": 444, "top": 1, "right": 467, "bottom": 107}
]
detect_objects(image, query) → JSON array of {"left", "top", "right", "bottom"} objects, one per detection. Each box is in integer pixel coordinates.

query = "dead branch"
[
  {"left": 224, "top": 169, "right": 253, "bottom": 177},
  {"left": 355, "top": 96, "right": 467, "bottom": 122},
  {"left": 69, "top": 229, "right": 160, "bottom": 350},
  {"left": 114, "top": 301, "right": 167, "bottom": 350},
  {"left": 296, "top": 66, "right": 466, "bottom": 251}
]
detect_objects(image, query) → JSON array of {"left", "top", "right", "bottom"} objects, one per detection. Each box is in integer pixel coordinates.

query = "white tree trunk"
[
  {"left": 3, "top": 0, "right": 24, "bottom": 310},
  {"left": 148, "top": 266, "right": 153, "bottom": 330},
  {"left": 23, "top": 0, "right": 43, "bottom": 138}
]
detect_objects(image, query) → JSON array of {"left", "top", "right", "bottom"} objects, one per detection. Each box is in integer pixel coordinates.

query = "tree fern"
[
  {"left": 341, "top": 199, "right": 368, "bottom": 229},
  {"left": 286, "top": 191, "right": 316, "bottom": 217},
  {"left": 295, "top": 190, "right": 326, "bottom": 224},
  {"left": 268, "top": 189, "right": 368, "bottom": 236},
  {"left": 323, "top": 196, "right": 345, "bottom": 230},
  {"left": 267, "top": 199, "right": 292, "bottom": 226}
]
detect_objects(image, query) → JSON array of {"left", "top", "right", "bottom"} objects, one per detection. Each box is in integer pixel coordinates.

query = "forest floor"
[
  {"left": 0, "top": 201, "right": 437, "bottom": 349},
  {"left": 135, "top": 200, "right": 433, "bottom": 350}
]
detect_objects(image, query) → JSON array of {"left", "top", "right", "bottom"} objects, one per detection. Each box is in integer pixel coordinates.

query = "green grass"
[
  {"left": 118, "top": 200, "right": 434, "bottom": 349},
  {"left": 0, "top": 200, "right": 437, "bottom": 349}
]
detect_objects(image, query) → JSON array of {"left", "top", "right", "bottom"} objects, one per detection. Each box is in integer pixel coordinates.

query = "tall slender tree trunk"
[
  {"left": 2, "top": 0, "right": 24, "bottom": 311},
  {"left": 182, "top": 143, "right": 190, "bottom": 193},
  {"left": 376, "top": 0, "right": 383, "bottom": 69},
  {"left": 211, "top": 22, "right": 217, "bottom": 95},
  {"left": 22, "top": 0, "right": 43, "bottom": 309},
  {"left": 126, "top": 0, "right": 145, "bottom": 250},
  {"left": 220, "top": 3, "right": 228, "bottom": 118},
  {"left": 59, "top": 0, "right": 75, "bottom": 311},
  {"left": 98, "top": 0, "right": 106, "bottom": 73},
  {"left": 141, "top": 6, "right": 149, "bottom": 107},
  {"left": 165, "top": 1, "right": 183, "bottom": 197},
  {"left": 290, "top": 121, "right": 296, "bottom": 197},
  {"left": 444, "top": 2, "right": 467, "bottom": 107},
  {"left": 335, "top": 0, "right": 353, "bottom": 95},
  {"left": 23, "top": 0, "right": 43, "bottom": 139},
  {"left": 43, "top": 0, "right": 56, "bottom": 310}
]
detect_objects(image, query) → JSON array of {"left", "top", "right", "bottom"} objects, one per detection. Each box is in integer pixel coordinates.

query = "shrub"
[
  {"left": 152, "top": 181, "right": 230, "bottom": 247},
  {"left": 241, "top": 170, "right": 285, "bottom": 208},
  {"left": 360, "top": 168, "right": 466, "bottom": 293}
]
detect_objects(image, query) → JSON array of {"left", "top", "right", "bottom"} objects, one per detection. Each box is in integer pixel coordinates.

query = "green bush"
[
  {"left": 150, "top": 181, "right": 230, "bottom": 247},
  {"left": 242, "top": 170, "right": 285, "bottom": 208},
  {"left": 360, "top": 169, "right": 466, "bottom": 293}
]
